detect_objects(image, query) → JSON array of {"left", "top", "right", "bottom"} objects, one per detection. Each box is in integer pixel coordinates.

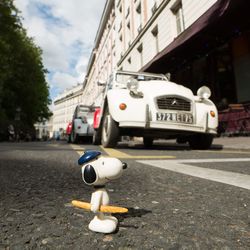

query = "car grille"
[{"left": 156, "top": 96, "right": 191, "bottom": 111}]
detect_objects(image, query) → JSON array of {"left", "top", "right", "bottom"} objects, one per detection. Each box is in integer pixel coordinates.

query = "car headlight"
[
  {"left": 127, "top": 78, "right": 139, "bottom": 92},
  {"left": 197, "top": 86, "right": 211, "bottom": 99}
]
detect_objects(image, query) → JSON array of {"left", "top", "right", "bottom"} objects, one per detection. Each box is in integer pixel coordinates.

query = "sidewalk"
[
  {"left": 213, "top": 136, "right": 250, "bottom": 151},
  {"left": 131, "top": 136, "right": 250, "bottom": 152}
]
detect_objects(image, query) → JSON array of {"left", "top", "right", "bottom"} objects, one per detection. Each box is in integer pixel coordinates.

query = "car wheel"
[
  {"left": 92, "top": 129, "right": 101, "bottom": 145},
  {"left": 188, "top": 133, "right": 214, "bottom": 150},
  {"left": 101, "top": 108, "right": 119, "bottom": 148},
  {"left": 143, "top": 137, "right": 153, "bottom": 148},
  {"left": 67, "top": 135, "right": 71, "bottom": 143},
  {"left": 71, "top": 131, "right": 79, "bottom": 144}
]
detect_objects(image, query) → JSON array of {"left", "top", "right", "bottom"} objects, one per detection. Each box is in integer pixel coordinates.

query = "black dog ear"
[{"left": 83, "top": 164, "right": 97, "bottom": 184}]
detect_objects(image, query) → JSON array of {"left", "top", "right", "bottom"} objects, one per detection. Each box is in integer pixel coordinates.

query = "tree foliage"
[{"left": 0, "top": 0, "right": 52, "bottom": 137}]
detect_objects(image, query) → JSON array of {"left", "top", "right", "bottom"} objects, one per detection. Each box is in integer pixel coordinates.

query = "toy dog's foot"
[{"left": 89, "top": 215, "right": 118, "bottom": 233}]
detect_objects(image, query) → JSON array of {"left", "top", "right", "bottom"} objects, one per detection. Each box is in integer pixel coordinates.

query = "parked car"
[
  {"left": 70, "top": 105, "right": 96, "bottom": 143},
  {"left": 92, "top": 70, "right": 218, "bottom": 149}
]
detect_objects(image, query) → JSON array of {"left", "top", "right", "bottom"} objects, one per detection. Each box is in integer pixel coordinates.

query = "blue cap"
[{"left": 78, "top": 150, "right": 102, "bottom": 165}]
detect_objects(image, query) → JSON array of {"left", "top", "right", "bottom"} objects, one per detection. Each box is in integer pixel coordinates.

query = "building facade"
[
  {"left": 82, "top": 0, "right": 250, "bottom": 109},
  {"left": 53, "top": 84, "right": 84, "bottom": 137},
  {"left": 34, "top": 118, "right": 53, "bottom": 140}
]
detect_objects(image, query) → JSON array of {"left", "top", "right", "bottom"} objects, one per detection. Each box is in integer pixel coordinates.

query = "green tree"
[{"left": 0, "top": 0, "right": 52, "bottom": 139}]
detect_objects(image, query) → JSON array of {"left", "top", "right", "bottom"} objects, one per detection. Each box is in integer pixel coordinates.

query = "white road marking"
[{"left": 138, "top": 158, "right": 250, "bottom": 190}]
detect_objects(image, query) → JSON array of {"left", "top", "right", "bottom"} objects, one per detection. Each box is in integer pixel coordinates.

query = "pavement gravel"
[{"left": 0, "top": 141, "right": 249, "bottom": 249}]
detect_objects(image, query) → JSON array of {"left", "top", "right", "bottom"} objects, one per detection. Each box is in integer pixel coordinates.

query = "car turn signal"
[
  {"left": 210, "top": 111, "right": 216, "bottom": 117},
  {"left": 119, "top": 103, "right": 127, "bottom": 110}
]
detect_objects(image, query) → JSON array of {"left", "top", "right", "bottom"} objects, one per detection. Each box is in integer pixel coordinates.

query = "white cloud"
[
  {"left": 51, "top": 72, "right": 78, "bottom": 90},
  {"left": 14, "top": 0, "right": 105, "bottom": 100},
  {"left": 76, "top": 55, "right": 89, "bottom": 79}
]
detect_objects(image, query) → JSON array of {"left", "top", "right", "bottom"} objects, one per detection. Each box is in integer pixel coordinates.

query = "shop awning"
[{"left": 141, "top": 0, "right": 250, "bottom": 73}]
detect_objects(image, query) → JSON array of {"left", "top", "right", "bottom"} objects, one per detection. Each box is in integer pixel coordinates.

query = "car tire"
[
  {"left": 101, "top": 108, "right": 119, "bottom": 148},
  {"left": 67, "top": 135, "right": 71, "bottom": 143},
  {"left": 71, "top": 131, "right": 79, "bottom": 144},
  {"left": 143, "top": 137, "right": 153, "bottom": 148},
  {"left": 188, "top": 133, "right": 214, "bottom": 150},
  {"left": 92, "top": 129, "right": 101, "bottom": 145}
]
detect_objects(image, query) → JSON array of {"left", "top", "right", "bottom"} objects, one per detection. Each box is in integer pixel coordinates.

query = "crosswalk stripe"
[
  {"left": 138, "top": 158, "right": 250, "bottom": 190},
  {"left": 100, "top": 146, "right": 175, "bottom": 159}
]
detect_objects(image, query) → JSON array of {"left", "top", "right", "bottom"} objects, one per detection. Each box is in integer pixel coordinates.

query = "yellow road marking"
[
  {"left": 69, "top": 145, "right": 85, "bottom": 156},
  {"left": 76, "top": 151, "right": 85, "bottom": 155},
  {"left": 100, "top": 146, "right": 175, "bottom": 159},
  {"left": 100, "top": 147, "right": 131, "bottom": 158}
]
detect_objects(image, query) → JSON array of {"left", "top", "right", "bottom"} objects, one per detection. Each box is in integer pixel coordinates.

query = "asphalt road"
[{"left": 0, "top": 140, "right": 250, "bottom": 249}]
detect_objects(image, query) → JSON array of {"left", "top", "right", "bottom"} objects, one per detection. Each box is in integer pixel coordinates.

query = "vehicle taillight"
[{"left": 93, "top": 108, "right": 101, "bottom": 129}]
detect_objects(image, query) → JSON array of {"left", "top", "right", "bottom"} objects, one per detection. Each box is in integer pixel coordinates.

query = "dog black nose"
[{"left": 122, "top": 162, "right": 127, "bottom": 169}]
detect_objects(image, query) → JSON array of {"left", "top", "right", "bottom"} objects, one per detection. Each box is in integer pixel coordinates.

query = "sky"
[{"left": 14, "top": 0, "right": 106, "bottom": 101}]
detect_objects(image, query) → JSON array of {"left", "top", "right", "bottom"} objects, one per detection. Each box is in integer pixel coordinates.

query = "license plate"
[{"left": 156, "top": 112, "right": 193, "bottom": 124}]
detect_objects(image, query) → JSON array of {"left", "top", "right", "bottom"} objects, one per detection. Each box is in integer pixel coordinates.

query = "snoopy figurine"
[{"left": 78, "top": 150, "right": 127, "bottom": 234}]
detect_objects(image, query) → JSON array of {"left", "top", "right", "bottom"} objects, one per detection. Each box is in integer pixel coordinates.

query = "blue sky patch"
[{"left": 35, "top": 2, "right": 69, "bottom": 28}]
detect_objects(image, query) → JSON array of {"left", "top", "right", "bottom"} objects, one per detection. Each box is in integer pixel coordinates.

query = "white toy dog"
[{"left": 78, "top": 150, "right": 127, "bottom": 234}]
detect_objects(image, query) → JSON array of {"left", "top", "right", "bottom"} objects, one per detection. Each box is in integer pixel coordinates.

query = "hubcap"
[{"left": 102, "top": 115, "right": 111, "bottom": 142}]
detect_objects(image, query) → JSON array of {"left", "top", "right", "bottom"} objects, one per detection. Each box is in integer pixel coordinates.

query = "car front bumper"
[{"left": 119, "top": 121, "right": 217, "bottom": 134}]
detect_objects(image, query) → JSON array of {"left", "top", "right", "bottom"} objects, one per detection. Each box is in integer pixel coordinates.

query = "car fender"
[
  {"left": 195, "top": 99, "right": 218, "bottom": 131},
  {"left": 106, "top": 89, "right": 146, "bottom": 123}
]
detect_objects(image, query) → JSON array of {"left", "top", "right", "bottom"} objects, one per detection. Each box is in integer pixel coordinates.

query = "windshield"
[{"left": 116, "top": 72, "right": 166, "bottom": 84}]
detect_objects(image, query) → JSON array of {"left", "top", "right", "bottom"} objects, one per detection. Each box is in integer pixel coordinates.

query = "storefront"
[{"left": 142, "top": 0, "right": 250, "bottom": 108}]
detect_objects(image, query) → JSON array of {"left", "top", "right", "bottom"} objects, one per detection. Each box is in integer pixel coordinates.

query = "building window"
[
  {"left": 151, "top": 25, "right": 158, "bottom": 36},
  {"left": 127, "top": 21, "right": 130, "bottom": 29},
  {"left": 137, "top": 43, "right": 143, "bottom": 53},
  {"left": 126, "top": 7, "right": 130, "bottom": 19},
  {"left": 136, "top": 2, "right": 142, "bottom": 34},
  {"left": 171, "top": 1, "right": 185, "bottom": 35},
  {"left": 136, "top": 2, "right": 141, "bottom": 14},
  {"left": 118, "top": 21, "right": 122, "bottom": 32},
  {"left": 151, "top": 25, "right": 159, "bottom": 53},
  {"left": 148, "top": 0, "right": 157, "bottom": 15},
  {"left": 137, "top": 24, "right": 142, "bottom": 33},
  {"left": 137, "top": 43, "right": 143, "bottom": 67},
  {"left": 117, "top": 0, "right": 121, "bottom": 8},
  {"left": 128, "top": 57, "right": 131, "bottom": 64}
]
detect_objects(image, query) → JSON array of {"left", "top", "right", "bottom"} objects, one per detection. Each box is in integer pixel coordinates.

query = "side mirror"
[{"left": 97, "top": 80, "right": 106, "bottom": 86}]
